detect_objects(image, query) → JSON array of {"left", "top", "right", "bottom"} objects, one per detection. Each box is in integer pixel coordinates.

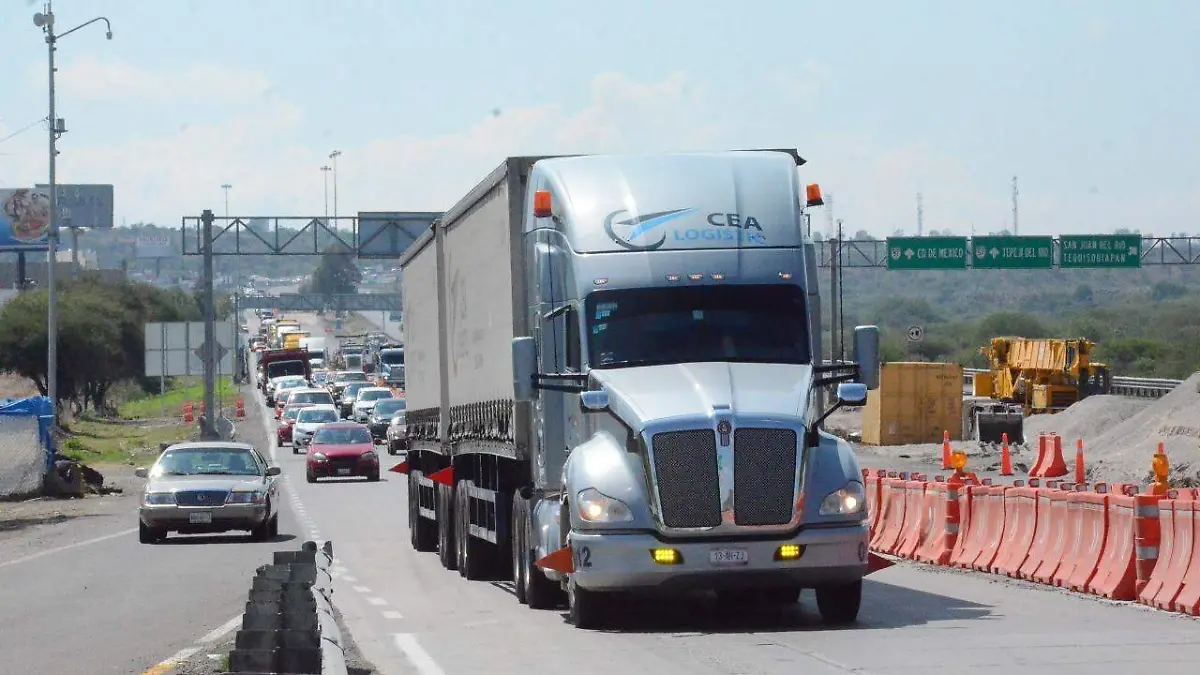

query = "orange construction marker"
[
  {"left": 1075, "top": 439, "right": 1086, "bottom": 485},
  {"left": 1001, "top": 432, "right": 1013, "bottom": 476},
  {"left": 941, "top": 430, "right": 952, "bottom": 471}
]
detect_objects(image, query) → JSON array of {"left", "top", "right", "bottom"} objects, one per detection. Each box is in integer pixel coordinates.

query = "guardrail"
[
  {"left": 963, "top": 369, "right": 1182, "bottom": 399},
  {"left": 227, "top": 540, "right": 348, "bottom": 675}
]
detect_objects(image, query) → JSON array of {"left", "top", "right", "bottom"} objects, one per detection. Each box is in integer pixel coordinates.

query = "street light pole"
[
  {"left": 329, "top": 150, "right": 341, "bottom": 231},
  {"left": 320, "top": 165, "right": 331, "bottom": 224},
  {"left": 34, "top": 0, "right": 112, "bottom": 418}
]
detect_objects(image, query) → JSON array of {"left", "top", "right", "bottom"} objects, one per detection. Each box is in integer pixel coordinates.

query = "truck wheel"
[
  {"left": 568, "top": 578, "right": 606, "bottom": 629},
  {"left": 510, "top": 495, "right": 528, "bottom": 604},
  {"left": 815, "top": 579, "right": 862, "bottom": 625},
  {"left": 519, "top": 498, "right": 564, "bottom": 610},
  {"left": 456, "top": 479, "right": 491, "bottom": 580},
  {"left": 409, "top": 471, "right": 437, "bottom": 552},
  {"left": 436, "top": 482, "right": 457, "bottom": 570}
]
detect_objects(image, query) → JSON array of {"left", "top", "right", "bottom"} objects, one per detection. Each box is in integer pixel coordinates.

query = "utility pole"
[
  {"left": 917, "top": 193, "right": 924, "bottom": 236},
  {"left": 329, "top": 150, "right": 342, "bottom": 231},
  {"left": 1012, "top": 175, "right": 1019, "bottom": 235},
  {"left": 201, "top": 209, "right": 218, "bottom": 440},
  {"left": 34, "top": 1, "right": 113, "bottom": 418}
]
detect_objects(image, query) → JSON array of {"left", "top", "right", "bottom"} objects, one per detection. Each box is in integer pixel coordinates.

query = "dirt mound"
[
  {"left": 1084, "top": 372, "right": 1200, "bottom": 484},
  {"left": 1023, "top": 395, "right": 1153, "bottom": 446}
]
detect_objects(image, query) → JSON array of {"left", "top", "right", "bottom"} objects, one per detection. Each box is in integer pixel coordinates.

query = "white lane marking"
[
  {"left": 393, "top": 634, "right": 446, "bottom": 675},
  {"left": 366, "top": 597, "right": 388, "bottom": 606},
  {"left": 381, "top": 610, "right": 404, "bottom": 620},
  {"left": 0, "top": 527, "right": 138, "bottom": 570},
  {"left": 353, "top": 585, "right": 372, "bottom": 594},
  {"left": 199, "top": 614, "right": 244, "bottom": 644}
]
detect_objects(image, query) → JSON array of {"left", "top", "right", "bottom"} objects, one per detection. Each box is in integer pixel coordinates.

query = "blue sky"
[{"left": 0, "top": 0, "right": 1196, "bottom": 238}]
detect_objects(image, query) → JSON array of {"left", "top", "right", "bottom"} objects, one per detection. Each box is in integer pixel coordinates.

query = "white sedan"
[{"left": 291, "top": 405, "right": 341, "bottom": 453}]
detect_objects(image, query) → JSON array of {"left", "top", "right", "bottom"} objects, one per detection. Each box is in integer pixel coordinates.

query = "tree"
[{"left": 303, "top": 244, "right": 362, "bottom": 295}]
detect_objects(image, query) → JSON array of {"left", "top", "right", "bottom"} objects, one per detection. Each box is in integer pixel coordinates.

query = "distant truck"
[
  {"left": 397, "top": 152, "right": 880, "bottom": 629},
  {"left": 256, "top": 348, "right": 314, "bottom": 394}
]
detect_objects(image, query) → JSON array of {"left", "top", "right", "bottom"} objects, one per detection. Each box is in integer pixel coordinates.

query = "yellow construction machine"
[{"left": 970, "top": 337, "right": 1112, "bottom": 444}]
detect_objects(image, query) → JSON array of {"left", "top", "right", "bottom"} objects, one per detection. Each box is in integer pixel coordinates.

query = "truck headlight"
[
  {"left": 819, "top": 480, "right": 866, "bottom": 516},
  {"left": 577, "top": 488, "right": 634, "bottom": 523}
]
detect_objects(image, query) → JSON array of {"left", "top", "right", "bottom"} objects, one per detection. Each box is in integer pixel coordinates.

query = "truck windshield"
[
  {"left": 267, "top": 360, "right": 306, "bottom": 378},
  {"left": 380, "top": 350, "right": 404, "bottom": 365},
  {"left": 585, "top": 284, "right": 811, "bottom": 369}
]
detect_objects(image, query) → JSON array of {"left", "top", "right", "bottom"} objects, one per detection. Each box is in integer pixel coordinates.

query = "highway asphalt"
[
  {"left": 0, "top": 380, "right": 304, "bottom": 675},
  {"left": 311, "top": 311, "right": 1200, "bottom": 674}
]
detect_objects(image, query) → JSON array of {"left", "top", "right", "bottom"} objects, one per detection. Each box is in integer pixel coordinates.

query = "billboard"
[
  {"left": 34, "top": 183, "right": 115, "bottom": 229},
  {"left": 136, "top": 234, "right": 174, "bottom": 258},
  {"left": 0, "top": 188, "right": 52, "bottom": 252}
]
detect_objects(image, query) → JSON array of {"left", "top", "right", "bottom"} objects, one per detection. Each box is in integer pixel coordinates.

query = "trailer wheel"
[
  {"left": 436, "top": 481, "right": 457, "bottom": 571},
  {"left": 456, "top": 479, "right": 491, "bottom": 579},
  {"left": 815, "top": 579, "right": 862, "bottom": 625},
  {"left": 409, "top": 471, "right": 437, "bottom": 552},
  {"left": 568, "top": 578, "right": 607, "bottom": 630}
]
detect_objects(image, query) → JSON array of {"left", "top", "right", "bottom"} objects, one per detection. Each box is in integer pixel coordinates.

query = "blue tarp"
[{"left": 0, "top": 396, "right": 55, "bottom": 471}]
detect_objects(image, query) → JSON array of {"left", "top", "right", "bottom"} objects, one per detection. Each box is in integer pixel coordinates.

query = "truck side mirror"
[
  {"left": 134, "top": 467, "right": 148, "bottom": 478},
  {"left": 835, "top": 382, "right": 868, "bottom": 407},
  {"left": 853, "top": 325, "right": 880, "bottom": 390},
  {"left": 512, "top": 337, "right": 537, "bottom": 402}
]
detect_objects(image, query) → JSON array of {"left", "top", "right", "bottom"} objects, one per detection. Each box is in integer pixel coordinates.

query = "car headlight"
[
  {"left": 819, "top": 480, "right": 867, "bottom": 516},
  {"left": 576, "top": 488, "right": 634, "bottom": 523},
  {"left": 142, "top": 492, "right": 176, "bottom": 506},
  {"left": 312, "top": 452, "right": 328, "bottom": 461},
  {"left": 226, "top": 490, "right": 266, "bottom": 505}
]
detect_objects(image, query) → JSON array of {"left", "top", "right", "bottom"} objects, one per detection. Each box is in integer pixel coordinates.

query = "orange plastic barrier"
[
  {"left": 1031, "top": 433, "right": 1068, "bottom": 478},
  {"left": 915, "top": 478, "right": 963, "bottom": 566},
  {"left": 992, "top": 480, "right": 1039, "bottom": 577},
  {"left": 1089, "top": 484, "right": 1138, "bottom": 600},
  {"left": 971, "top": 485, "right": 1007, "bottom": 571},
  {"left": 948, "top": 483, "right": 977, "bottom": 566},
  {"left": 1173, "top": 493, "right": 1200, "bottom": 615},
  {"left": 871, "top": 474, "right": 908, "bottom": 554},
  {"left": 182, "top": 401, "right": 194, "bottom": 423},
  {"left": 895, "top": 477, "right": 928, "bottom": 559},
  {"left": 1031, "top": 486, "right": 1078, "bottom": 584},
  {"left": 1133, "top": 493, "right": 1162, "bottom": 595},
  {"left": 1148, "top": 491, "right": 1196, "bottom": 610},
  {"left": 1018, "top": 482, "right": 1062, "bottom": 579},
  {"left": 1054, "top": 486, "right": 1109, "bottom": 590},
  {"left": 864, "top": 468, "right": 885, "bottom": 538}
]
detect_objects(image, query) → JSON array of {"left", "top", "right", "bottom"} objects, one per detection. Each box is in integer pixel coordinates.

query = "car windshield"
[
  {"left": 380, "top": 350, "right": 404, "bottom": 365},
  {"left": 374, "top": 400, "right": 406, "bottom": 416},
  {"left": 297, "top": 408, "right": 340, "bottom": 423},
  {"left": 289, "top": 391, "right": 334, "bottom": 405},
  {"left": 342, "top": 384, "right": 366, "bottom": 397},
  {"left": 337, "top": 372, "right": 368, "bottom": 383},
  {"left": 282, "top": 406, "right": 308, "bottom": 421},
  {"left": 153, "top": 447, "right": 261, "bottom": 477},
  {"left": 391, "top": 411, "right": 406, "bottom": 424},
  {"left": 586, "top": 284, "right": 812, "bottom": 369},
  {"left": 313, "top": 427, "right": 372, "bottom": 445},
  {"left": 276, "top": 378, "right": 306, "bottom": 389},
  {"left": 312, "top": 372, "right": 329, "bottom": 384},
  {"left": 359, "top": 389, "right": 391, "bottom": 402}
]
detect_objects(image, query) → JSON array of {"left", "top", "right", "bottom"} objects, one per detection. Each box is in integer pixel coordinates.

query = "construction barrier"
[{"left": 864, "top": 465, "right": 1200, "bottom": 615}]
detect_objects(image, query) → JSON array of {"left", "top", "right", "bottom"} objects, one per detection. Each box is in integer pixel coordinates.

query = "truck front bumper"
[{"left": 569, "top": 523, "right": 868, "bottom": 592}]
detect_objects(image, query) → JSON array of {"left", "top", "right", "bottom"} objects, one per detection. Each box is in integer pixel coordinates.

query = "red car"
[
  {"left": 305, "top": 422, "right": 379, "bottom": 483},
  {"left": 277, "top": 403, "right": 313, "bottom": 446}
]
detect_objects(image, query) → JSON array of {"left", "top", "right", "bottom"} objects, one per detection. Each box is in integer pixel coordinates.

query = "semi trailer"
[{"left": 394, "top": 150, "right": 881, "bottom": 629}]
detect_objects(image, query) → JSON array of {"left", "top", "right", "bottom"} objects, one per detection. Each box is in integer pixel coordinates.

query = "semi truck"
[{"left": 394, "top": 151, "right": 880, "bottom": 629}]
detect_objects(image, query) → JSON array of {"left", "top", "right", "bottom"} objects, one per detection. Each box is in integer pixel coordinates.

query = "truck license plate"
[
  {"left": 709, "top": 548, "right": 749, "bottom": 566},
  {"left": 337, "top": 468, "right": 352, "bottom": 476},
  {"left": 189, "top": 511, "right": 213, "bottom": 524}
]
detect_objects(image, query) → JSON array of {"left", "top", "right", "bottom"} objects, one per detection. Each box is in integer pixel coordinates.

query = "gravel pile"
[
  {"left": 1023, "top": 395, "right": 1153, "bottom": 445},
  {"left": 1083, "top": 372, "right": 1200, "bottom": 485}
]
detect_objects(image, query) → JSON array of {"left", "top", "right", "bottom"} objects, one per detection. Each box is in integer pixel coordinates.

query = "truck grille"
[
  {"left": 732, "top": 428, "right": 798, "bottom": 526},
  {"left": 650, "top": 430, "right": 721, "bottom": 528},
  {"left": 650, "top": 427, "right": 799, "bottom": 529},
  {"left": 175, "top": 490, "right": 230, "bottom": 506}
]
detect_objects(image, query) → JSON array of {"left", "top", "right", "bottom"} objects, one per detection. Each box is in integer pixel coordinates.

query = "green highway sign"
[
  {"left": 886, "top": 236, "right": 968, "bottom": 270},
  {"left": 1059, "top": 234, "right": 1142, "bottom": 268},
  {"left": 971, "top": 235, "right": 1054, "bottom": 269}
]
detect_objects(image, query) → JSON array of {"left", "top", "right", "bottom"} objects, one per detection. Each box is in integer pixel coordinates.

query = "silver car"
[{"left": 135, "top": 441, "right": 282, "bottom": 544}]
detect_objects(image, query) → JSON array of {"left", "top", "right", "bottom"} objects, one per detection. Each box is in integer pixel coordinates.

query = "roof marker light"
[
  {"left": 593, "top": 278, "right": 608, "bottom": 286},
  {"left": 687, "top": 273, "right": 704, "bottom": 281},
  {"left": 665, "top": 274, "right": 681, "bottom": 282},
  {"left": 779, "top": 272, "right": 793, "bottom": 280},
  {"left": 711, "top": 273, "right": 725, "bottom": 280},
  {"left": 533, "top": 190, "right": 553, "bottom": 218}
]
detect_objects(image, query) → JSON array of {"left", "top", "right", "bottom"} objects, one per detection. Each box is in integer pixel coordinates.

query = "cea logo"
[{"left": 603, "top": 208, "right": 767, "bottom": 251}]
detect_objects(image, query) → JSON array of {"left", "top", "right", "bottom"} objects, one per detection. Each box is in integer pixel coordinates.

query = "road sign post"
[
  {"left": 971, "top": 235, "right": 1054, "bottom": 269},
  {"left": 886, "top": 236, "right": 968, "bottom": 270},
  {"left": 1060, "top": 234, "right": 1142, "bottom": 268}
]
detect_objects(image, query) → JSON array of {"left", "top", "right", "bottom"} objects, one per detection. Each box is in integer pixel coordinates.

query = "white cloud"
[
  {"left": 771, "top": 59, "right": 830, "bottom": 100},
  {"left": 49, "top": 55, "right": 274, "bottom": 104}
]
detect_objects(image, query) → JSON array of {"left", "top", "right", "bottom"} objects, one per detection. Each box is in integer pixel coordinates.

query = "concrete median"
[{"left": 226, "top": 540, "right": 349, "bottom": 675}]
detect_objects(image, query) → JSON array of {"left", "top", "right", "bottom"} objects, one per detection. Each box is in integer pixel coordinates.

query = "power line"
[{"left": 0, "top": 116, "right": 49, "bottom": 146}]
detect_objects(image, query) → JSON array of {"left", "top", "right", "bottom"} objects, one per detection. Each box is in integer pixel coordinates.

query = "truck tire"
[
  {"left": 568, "top": 577, "right": 606, "bottom": 629},
  {"left": 436, "top": 482, "right": 457, "bottom": 570},
  {"left": 456, "top": 479, "right": 492, "bottom": 579},
  {"left": 510, "top": 495, "right": 528, "bottom": 604},
  {"left": 815, "top": 579, "right": 862, "bottom": 625},
  {"left": 409, "top": 472, "right": 437, "bottom": 552},
  {"left": 516, "top": 496, "right": 563, "bottom": 610}
]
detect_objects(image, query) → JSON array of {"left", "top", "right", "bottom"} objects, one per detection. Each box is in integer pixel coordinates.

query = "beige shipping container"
[{"left": 861, "top": 362, "right": 964, "bottom": 445}]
